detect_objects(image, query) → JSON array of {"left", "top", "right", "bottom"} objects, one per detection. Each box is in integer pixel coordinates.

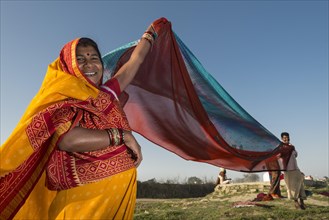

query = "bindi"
[{"left": 86, "top": 53, "right": 90, "bottom": 56}]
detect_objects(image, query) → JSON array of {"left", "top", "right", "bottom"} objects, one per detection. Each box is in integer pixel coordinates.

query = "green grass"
[{"left": 134, "top": 186, "right": 329, "bottom": 220}]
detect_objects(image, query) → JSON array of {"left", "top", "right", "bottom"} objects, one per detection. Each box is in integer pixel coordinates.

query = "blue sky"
[{"left": 1, "top": 1, "right": 328, "bottom": 182}]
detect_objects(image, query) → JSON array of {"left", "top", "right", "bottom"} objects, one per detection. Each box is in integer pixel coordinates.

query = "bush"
[{"left": 137, "top": 180, "right": 216, "bottom": 198}]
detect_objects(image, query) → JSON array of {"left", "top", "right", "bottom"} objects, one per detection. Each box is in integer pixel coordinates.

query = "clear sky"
[{"left": 1, "top": 1, "right": 328, "bottom": 182}]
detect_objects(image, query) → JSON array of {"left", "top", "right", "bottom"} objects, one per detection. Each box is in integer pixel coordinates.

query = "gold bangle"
[
  {"left": 141, "top": 33, "right": 154, "bottom": 46},
  {"left": 105, "top": 129, "right": 112, "bottom": 146},
  {"left": 110, "top": 128, "right": 120, "bottom": 146}
]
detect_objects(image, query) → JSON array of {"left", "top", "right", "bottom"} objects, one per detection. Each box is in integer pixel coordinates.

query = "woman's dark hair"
[{"left": 77, "top": 37, "right": 102, "bottom": 62}]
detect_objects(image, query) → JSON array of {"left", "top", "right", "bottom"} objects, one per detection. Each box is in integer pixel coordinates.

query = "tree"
[
  {"left": 234, "top": 173, "right": 260, "bottom": 183},
  {"left": 144, "top": 178, "right": 157, "bottom": 184},
  {"left": 187, "top": 176, "right": 203, "bottom": 184},
  {"left": 242, "top": 173, "right": 260, "bottom": 182}
]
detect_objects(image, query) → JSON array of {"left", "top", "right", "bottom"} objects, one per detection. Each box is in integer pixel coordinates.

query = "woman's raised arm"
[{"left": 113, "top": 18, "right": 168, "bottom": 91}]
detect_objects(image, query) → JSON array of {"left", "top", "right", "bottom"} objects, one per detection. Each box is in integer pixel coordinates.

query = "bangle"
[
  {"left": 106, "top": 128, "right": 125, "bottom": 146},
  {"left": 122, "top": 130, "right": 125, "bottom": 144},
  {"left": 118, "top": 129, "right": 125, "bottom": 144},
  {"left": 141, "top": 33, "right": 154, "bottom": 47},
  {"left": 112, "top": 128, "right": 120, "bottom": 146},
  {"left": 105, "top": 129, "right": 112, "bottom": 146},
  {"left": 144, "top": 31, "right": 157, "bottom": 40}
]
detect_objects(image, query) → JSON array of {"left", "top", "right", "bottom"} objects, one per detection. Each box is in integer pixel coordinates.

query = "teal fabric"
[
  {"left": 174, "top": 34, "right": 280, "bottom": 152},
  {"left": 102, "top": 41, "right": 138, "bottom": 82},
  {"left": 102, "top": 33, "right": 280, "bottom": 153}
]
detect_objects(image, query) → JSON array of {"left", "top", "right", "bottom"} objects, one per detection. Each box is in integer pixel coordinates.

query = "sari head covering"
[{"left": 0, "top": 38, "right": 122, "bottom": 219}]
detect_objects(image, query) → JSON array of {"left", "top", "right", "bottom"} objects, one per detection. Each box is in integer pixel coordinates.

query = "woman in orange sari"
[{"left": 1, "top": 18, "right": 167, "bottom": 220}]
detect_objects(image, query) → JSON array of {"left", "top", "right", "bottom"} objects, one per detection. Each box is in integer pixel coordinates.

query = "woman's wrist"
[
  {"left": 105, "top": 128, "right": 125, "bottom": 146},
  {"left": 141, "top": 25, "right": 157, "bottom": 47},
  {"left": 141, "top": 32, "right": 155, "bottom": 47}
]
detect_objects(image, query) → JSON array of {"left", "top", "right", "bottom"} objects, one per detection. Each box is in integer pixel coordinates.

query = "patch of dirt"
[
  {"left": 223, "top": 193, "right": 258, "bottom": 202},
  {"left": 305, "top": 196, "right": 329, "bottom": 206}
]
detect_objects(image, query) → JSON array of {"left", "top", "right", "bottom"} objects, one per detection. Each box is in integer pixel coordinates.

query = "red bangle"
[
  {"left": 107, "top": 128, "right": 125, "bottom": 146},
  {"left": 118, "top": 129, "right": 124, "bottom": 145}
]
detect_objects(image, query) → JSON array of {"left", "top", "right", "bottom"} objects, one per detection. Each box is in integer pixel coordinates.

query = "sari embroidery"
[
  {"left": 46, "top": 87, "right": 134, "bottom": 191},
  {"left": 1, "top": 103, "right": 72, "bottom": 219}
]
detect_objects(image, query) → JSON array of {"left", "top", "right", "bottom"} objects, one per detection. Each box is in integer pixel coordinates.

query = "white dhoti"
[{"left": 284, "top": 170, "right": 306, "bottom": 200}]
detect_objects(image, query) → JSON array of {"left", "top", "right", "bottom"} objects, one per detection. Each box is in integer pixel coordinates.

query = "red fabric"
[
  {"left": 112, "top": 19, "right": 292, "bottom": 173},
  {"left": 103, "top": 78, "right": 121, "bottom": 96},
  {"left": 45, "top": 93, "right": 134, "bottom": 191}
]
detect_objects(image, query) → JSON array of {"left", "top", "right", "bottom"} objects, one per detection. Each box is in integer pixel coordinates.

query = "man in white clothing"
[{"left": 281, "top": 132, "right": 307, "bottom": 210}]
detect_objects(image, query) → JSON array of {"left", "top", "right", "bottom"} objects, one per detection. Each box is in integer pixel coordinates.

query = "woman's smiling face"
[{"left": 76, "top": 45, "right": 103, "bottom": 86}]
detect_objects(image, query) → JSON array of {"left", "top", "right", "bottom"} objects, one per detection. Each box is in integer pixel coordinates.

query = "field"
[{"left": 134, "top": 185, "right": 329, "bottom": 220}]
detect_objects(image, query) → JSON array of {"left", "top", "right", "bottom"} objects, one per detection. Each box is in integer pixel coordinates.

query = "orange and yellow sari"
[{"left": 1, "top": 38, "right": 136, "bottom": 219}]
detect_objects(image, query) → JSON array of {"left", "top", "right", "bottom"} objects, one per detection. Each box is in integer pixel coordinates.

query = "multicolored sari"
[
  {"left": 102, "top": 21, "right": 292, "bottom": 172},
  {"left": 1, "top": 39, "right": 136, "bottom": 219}
]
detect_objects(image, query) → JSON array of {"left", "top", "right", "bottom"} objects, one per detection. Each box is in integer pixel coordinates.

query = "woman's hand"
[
  {"left": 145, "top": 24, "right": 156, "bottom": 36},
  {"left": 124, "top": 130, "right": 143, "bottom": 167},
  {"left": 113, "top": 17, "right": 169, "bottom": 92},
  {"left": 151, "top": 17, "right": 169, "bottom": 36}
]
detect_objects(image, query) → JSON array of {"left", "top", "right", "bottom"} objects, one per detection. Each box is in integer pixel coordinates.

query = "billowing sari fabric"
[
  {"left": 102, "top": 20, "right": 293, "bottom": 173},
  {"left": 0, "top": 39, "right": 136, "bottom": 219}
]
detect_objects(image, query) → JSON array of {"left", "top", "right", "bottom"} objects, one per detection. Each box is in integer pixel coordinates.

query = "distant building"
[{"left": 263, "top": 172, "right": 270, "bottom": 182}]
